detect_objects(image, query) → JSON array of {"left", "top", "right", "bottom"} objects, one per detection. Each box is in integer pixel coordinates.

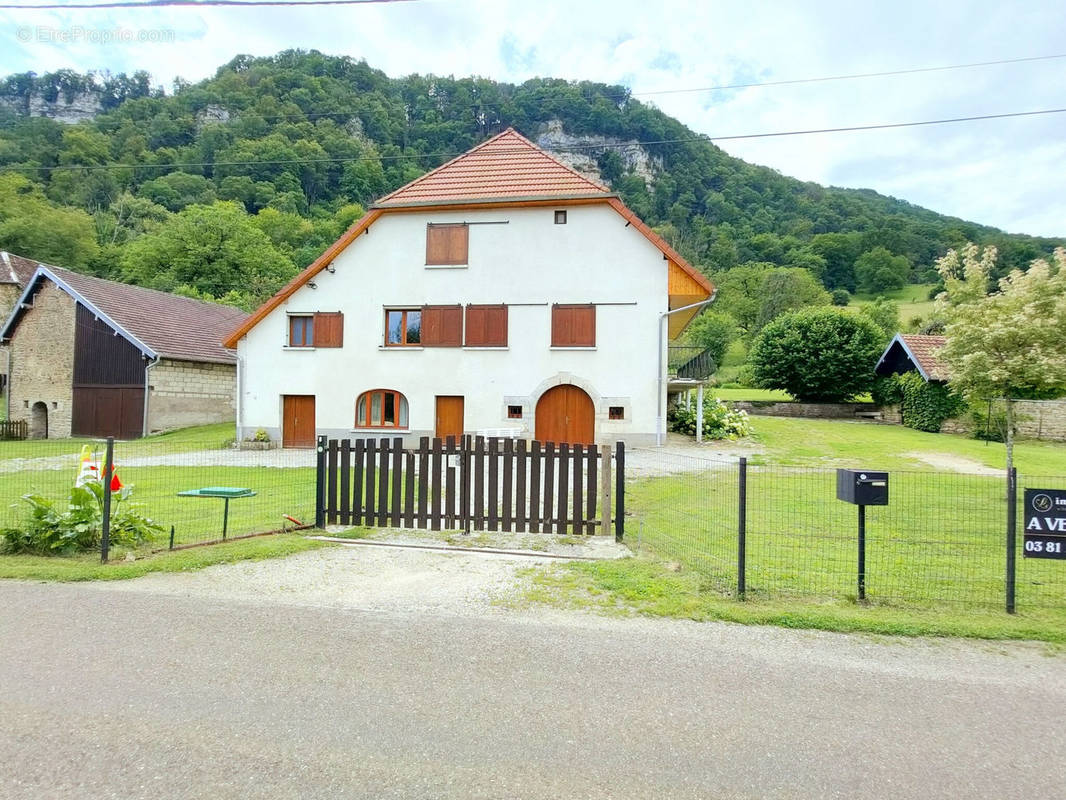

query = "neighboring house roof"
[
  {"left": 374, "top": 128, "right": 610, "bottom": 207},
  {"left": 0, "top": 258, "right": 248, "bottom": 365},
  {"left": 224, "top": 127, "right": 713, "bottom": 348},
  {"left": 0, "top": 251, "right": 41, "bottom": 286},
  {"left": 875, "top": 333, "right": 948, "bottom": 382}
]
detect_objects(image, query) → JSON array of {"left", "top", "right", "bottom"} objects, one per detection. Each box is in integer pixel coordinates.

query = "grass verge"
[
  {"left": 519, "top": 557, "right": 1066, "bottom": 644},
  {"left": 0, "top": 533, "right": 327, "bottom": 582}
]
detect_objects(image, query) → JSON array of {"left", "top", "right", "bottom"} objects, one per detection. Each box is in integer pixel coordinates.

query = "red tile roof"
[
  {"left": 2, "top": 257, "right": 247, "bottom": 365},
  {"left": 0, "top": 251, "right": 41, "bottom": 286},
  {"left": 375, "top": 128, "right": 610, "bottom": 207},
  {"left": 899, "top": 334, "right": 948, "bottom": 381}
]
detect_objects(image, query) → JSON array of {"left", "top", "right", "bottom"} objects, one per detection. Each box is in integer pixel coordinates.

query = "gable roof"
[
  {"left": 0, "top": 251, "right": 41, "bottom": 286},
  {"left": 374, "top": 128, "right": 610, "bottom": 207},
  {"left": 875, "top": 333, "right": 948, "bottom": 382},
  {"left": 1, "top": 258, "right": 248, "bottom": 365},
  {"left": 224, "top": 129, "right": 713, "bottom": 348}
]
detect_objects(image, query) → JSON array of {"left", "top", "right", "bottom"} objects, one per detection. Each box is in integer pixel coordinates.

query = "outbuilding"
[{"left": 0, "top": 257, "right": 248, "bottom": 439}]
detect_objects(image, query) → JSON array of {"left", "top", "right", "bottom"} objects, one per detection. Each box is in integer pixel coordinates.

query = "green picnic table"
[{"left": 177, "top": 487, "right": 257, "bottom": 540}]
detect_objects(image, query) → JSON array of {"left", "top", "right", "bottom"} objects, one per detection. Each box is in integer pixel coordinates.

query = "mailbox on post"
[
  {"left": 836, "top": 469, "right": 889, "bottom": 506},
  {"left": 836, "top": 469, "right": 889, "bottom": 602}
]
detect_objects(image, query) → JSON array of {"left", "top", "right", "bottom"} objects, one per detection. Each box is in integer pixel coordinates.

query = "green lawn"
[
  {"left": 0, "top": 423, "right": 235, "bottom": 462},
  {"left": 748, "top": 415, "right": 1066, "bottom": 474},
  {"left": 708, "top": 387, "right": 793, "bottom": 402},
  {"left": 0, "top": 534, "right": 327, "bottom": 581},
  {"left": 849, "top": 283, "right": 937, "bottom": 327}
]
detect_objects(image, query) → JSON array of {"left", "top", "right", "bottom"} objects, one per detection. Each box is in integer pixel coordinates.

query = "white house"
[{"left": 224, "top": 129, "right": 713, "bottom": 447}]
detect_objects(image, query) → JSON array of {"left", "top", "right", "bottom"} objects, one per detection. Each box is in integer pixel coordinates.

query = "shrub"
[
  {"left": 667, "top": 396, "right": 753, "bottom": 439},
  {"left": 831, "top": 289, "right": 850, "bottom": 306},
  {"left": 873, "top": 373, "right": 963, "bottom": 432},
  {"left": 748, "top": 308, "right": 883, "bottom": 401},
  {"left": 0, "top": 481, "right": 163, "bottom": 556},
  {"left": 686, "top": 311, "right": 738, "bottom": 365}
]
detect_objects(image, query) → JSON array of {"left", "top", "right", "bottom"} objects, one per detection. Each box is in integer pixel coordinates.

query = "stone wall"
[
  {"left": 7, "top": 281, "right": 75, "bottom": 437},
  {"left": 942, "top": 400, "right": 1066, "bottom": 442},
  {"left": 147, "top": 358, "right": 237, "bottom": 433},
  {"left": 731, "top": 400, "right": 895, "bottom": 422}
]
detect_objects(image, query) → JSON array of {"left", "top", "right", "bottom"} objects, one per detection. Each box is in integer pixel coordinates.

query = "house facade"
[
  {"left": 225, "top": 129, "right": 713, "bottom": 447},
  {"left": 1, "top": 259, "right": 248, "bottom": 438}
]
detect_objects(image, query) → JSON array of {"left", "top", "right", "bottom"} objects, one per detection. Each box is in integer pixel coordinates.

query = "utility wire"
[
  {"left": 0, "top": 0, "right": 416, "bottom": 8},
  {"left": 2, "top": 106, "right": 1064, "bottom": 174}
]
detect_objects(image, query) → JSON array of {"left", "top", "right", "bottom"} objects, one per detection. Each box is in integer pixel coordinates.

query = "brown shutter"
[
  {"left": 312, "top": 312, "right": 343, "bottom": 347},
  {"left": 426, "top": 224, "right": 469, "bottom": 265},
  {"left": 551, "top": 304, "right": 595, "bottom": 347},
  {"left": 465, "top": 304, "right": 508, "bottom": 347},
  {"left": 421, "top": 305, "right": 462, "bottom": 346}
]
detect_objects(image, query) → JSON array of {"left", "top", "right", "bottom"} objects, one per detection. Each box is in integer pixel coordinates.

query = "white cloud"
[{"left": 1, "top": 0, "right": 1064, "bottom": 236}]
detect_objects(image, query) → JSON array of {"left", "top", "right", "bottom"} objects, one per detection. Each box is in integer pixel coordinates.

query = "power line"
[
  {"left": 3, "top": 106, "right": 1064, "bottom": 174},
  {"left": 0, "top": 0, "right": 416, "bottom": 7},
  {"left": 632, "top": 53, "right": 1066, "bottom": 96}
]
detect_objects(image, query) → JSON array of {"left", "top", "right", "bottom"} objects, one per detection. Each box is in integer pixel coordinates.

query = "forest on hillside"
[{"left": 0, "top": 50, "right": 1061, "bottom": 334}]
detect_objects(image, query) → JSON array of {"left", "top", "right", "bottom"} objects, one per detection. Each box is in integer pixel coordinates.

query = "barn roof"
[
  {"left": 0, "top": 251, "right": 42, "bottom": 286},
  {"left": 374, "top": 128, "right": 610, "bottom": 207},
  {"left": 875, "top": 333, "right": 949, "bottom": 382},
  {"left": 0, "top": 258, "right": 248, "bottom": 365}
]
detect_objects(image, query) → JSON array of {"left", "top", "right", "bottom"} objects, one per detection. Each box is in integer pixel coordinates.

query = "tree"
[
  {"left": 854, "top": 247, "right": 910, "bottom": 294},
  {"left": 754, "top": 267, "right": 831, "bottom": 330},
  {"left": 0, "top": 174, "right": 99, "bottom": 267},
  {"left": 748, "top": 307, "right": 884, "bottom": 401},
  {"left": 935, "top": 243, "right": 1066, "bottom": 477},
  {"left": 686, "top": 311, "right": 737, "bottom": 365},
  {"left": 119, "top": 201, "right": 295, "bottom": 304},
  {"left": 858, "top": 296, "right": 900, "bottom": 344}
]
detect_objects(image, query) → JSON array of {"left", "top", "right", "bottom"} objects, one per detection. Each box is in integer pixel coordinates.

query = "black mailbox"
[{"left": 836, "top": 469, "right": 889, "bottom": 506}]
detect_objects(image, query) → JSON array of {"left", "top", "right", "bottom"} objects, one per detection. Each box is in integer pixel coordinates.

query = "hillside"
[{"left": 0, "top": 50, "right": 1061, "bottom": 312}]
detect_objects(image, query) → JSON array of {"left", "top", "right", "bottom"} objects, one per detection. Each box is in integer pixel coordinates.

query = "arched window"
[{"left": 356, "top": 389, "right": 409, "bottom": 429}]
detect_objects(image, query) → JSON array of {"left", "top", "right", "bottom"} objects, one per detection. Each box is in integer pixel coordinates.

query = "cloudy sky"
[{"left": 2, "top": 0, "right": 1064, "bottom": 237}]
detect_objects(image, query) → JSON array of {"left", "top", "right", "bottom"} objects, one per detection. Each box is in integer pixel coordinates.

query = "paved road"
[{"left": 1, "top": 579, "right": 1063, "bottom": 799}]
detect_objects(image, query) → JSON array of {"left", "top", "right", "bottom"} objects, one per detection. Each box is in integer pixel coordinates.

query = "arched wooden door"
[{"left": 535, "top": 385, "right": 594, "bottom": 445}]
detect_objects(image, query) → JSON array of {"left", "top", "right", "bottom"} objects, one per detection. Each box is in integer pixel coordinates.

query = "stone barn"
[{"left": 0, "top": 258, "right": 248, "bottom": 439}]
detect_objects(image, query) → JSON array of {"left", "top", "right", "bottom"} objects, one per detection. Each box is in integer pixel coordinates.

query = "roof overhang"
[
  {"left": 373, "top": 193, "right": 619, "bottom": 210},
  {"left": 875, "top": 333, "right": 934, "bottom": 382},
  {"left": 1, "top": 266, "right": 158, "bottom": 359}
]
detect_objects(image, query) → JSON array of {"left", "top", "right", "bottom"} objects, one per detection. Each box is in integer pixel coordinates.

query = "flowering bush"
[{"left": 667, "top": 396, "right": 753, "bottom": 439}]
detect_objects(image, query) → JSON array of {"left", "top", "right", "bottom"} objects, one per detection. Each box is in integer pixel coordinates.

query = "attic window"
[
  {"left": 554, "top": 210, "right": 567, "bottom": 224},
  {"left": 426, "top": 223, "right": 469, "bottom": 265}
]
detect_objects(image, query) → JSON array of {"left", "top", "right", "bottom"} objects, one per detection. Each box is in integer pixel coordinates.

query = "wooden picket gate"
[{"left": 316, "top": 435, "right": 625, "bottom": 538}]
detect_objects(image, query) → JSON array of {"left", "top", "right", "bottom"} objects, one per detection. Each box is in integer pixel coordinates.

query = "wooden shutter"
[
  {"left": 551, "top": 304, "right": 596, "bottom": 347},
  {"left": 312, "top": 312, "right": 343, "bottom": 347},
  {"left": 426, "top": 224, "right": 469, "bottom": 265},
  {"left": 465, "top": 304, "right": 508, "bottom": 347},
  {"left": 421, "top": 305, "right": 463, "bottom": 346}
]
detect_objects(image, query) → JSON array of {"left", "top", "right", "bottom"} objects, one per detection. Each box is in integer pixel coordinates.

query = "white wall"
[{"left": 237, "top": 203, "right": 670, "bottom": 445}]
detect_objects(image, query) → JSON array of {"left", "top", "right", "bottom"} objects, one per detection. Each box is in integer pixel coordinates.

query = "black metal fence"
[
  {"left": 627, "top": 448, "right": 1065, "bottom": 612},
  {"left": 0, "top": 435, "right": 316, "bottom": 557}
]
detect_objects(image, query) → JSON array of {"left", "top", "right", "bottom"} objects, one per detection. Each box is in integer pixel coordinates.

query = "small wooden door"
[
  {"left": 535, "top": 385, "right": 594, "bottom": 445},
  {"left": 435, "top": 396, "right": 464, "bottom": 440},
  {"left": 282, "top": 395, "right": 316, "bottom": 448}
]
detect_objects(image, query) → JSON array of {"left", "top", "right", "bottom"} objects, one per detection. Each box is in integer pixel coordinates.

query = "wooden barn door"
[
  {"left": 282, "top": 395, "right": 316, "bottom": 448},
  {"left": 535, "top": 385, "right": 594, "bottom": 445},
  {"left": 435, "top": 395, "right": 464, "bottom": 440}
]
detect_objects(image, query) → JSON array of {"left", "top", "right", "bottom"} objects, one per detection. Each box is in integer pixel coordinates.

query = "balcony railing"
[{"left": 668, "top": 346, "right": 718, "bottom": 380}]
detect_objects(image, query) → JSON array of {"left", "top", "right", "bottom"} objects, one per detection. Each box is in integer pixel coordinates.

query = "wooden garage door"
[
  {"left": 535, "top": 385, "right": 594, "bottom": 445},
  {"left": 282, "top": 395, "right": 316, "bottom": 448},
  {"left": 72, "top": 386, "right": 145, "bottom": 439}
]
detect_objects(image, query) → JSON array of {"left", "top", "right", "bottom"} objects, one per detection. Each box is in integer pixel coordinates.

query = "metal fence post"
[
  {"left": 738, "top": 456, "right": 747, "bottom": 598},
  {"left": 857, "top": 505, "right": 867, "bottom": 602},
  {"left": 100, "top": 436, "right": 114, "bottom": 563},
  {"left": 614, "top": 441, "right": 625, "bottom": 542},
  {"left": 1006, "top": 466, "right": 1017, "bottom": 614},
  {"left": 315, "top": 434, "right": 327, "bottom": 530}
]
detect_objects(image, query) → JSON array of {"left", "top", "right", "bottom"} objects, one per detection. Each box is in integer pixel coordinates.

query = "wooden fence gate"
[{"left": 316, "top": 435, "right": 625, "bottom": 538}]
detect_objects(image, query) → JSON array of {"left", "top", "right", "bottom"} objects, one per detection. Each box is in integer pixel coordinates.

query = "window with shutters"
[
  {"left": 464, "top": 304, "right": 508, "bottom": 347},
  {"left": 426, "top": 223, "right": 469, "bottom": 266},
  {"left": 288, "top": 313, "right": 343, "bottom": 348},
  {"left": 355, "top": 389, "right": 409, "bottom": 429},
  {"left": 420, "top": 305, "right": 463, "bottom": 347},
  {"left": 551, "top": 304, "right": 596, "bottom": 347}
]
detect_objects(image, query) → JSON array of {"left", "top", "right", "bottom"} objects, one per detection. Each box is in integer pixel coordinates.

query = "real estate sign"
[{"left": 1023, "top": 489, "right": 1066, "bottom": 559}]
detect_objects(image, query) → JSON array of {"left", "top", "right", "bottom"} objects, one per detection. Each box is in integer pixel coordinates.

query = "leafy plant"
[
  {"left": 0, "top": 481, "right": 163, "bottom": 556},
  {"left": 831, "top": 289, "right": 850, "bottom": 306},
  {"left": 667, "top": 396, "right": 753, "bottom": 439}
]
